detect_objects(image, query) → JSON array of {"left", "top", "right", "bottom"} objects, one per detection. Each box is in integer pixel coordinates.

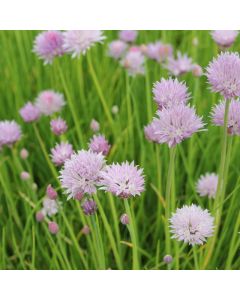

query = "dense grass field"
[{"left": 0, "top": 30, "right": 239, "bottom": 270}]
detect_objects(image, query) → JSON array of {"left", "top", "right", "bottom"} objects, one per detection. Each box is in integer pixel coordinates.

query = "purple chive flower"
[
  {"left": 153, "top": 78, "right": 190, "bottom": 110},
  {"left": 170, "top": 204, "right": 214, "bottom": 246},
  {"left": 88, "top": 134, "right": 111, "bottom": 156},
  {"left": 165, "top": 52, "right": 193, "bottom": 76},
  {"left": 163, "top": 255, "right": 173, "bottom": 264},
  {"left": 59, "top": 150, "right": 105, "bottom": 199},
  {"left": 121, "top": 49, "right": 145, "bottom": 76},
  {"left": 35, "top": 90, "right": 65, "bottom": 116},
  {"left": 119, "top": 30, "right": 138, "bottom": 43},
  {"left": 206, "top": 52, "right": 240, "bottom": 99},
  {"left": 36, "top": 211, "right": 45, "bottom": 222},
  {"left": 152, "top": 105, "right": 205, "bottom": 147},
  {"left": 63, "top": 30, "right": 105, "bottom": 58},
  {"left": 211, "top": 99, "right": 240, "bottom": 135},
  {"left": 50, "top": 142, "right": 73, "bottom": 166},
  {"left": 50, "top": 117, "right": 68, "bottom": 136},
  {"left": 82, "top": 199, "right": 97, "bottom": 216},
  {"left": 19, "top": 102, "right": 41, "bottom": 123},
  {"left": 120, "top": 213, "right": 129, "bottom": 225},
  {"left": 46, "top": 184, "right": 58, "bottom": 200},
  {"left": 0, "top": 121, "right": 21, "bottom": 147},
  {"left": 100, "top": 161, "right": 145, "bottom": 199},
  {"left": 48, "top": 222, "right": 59, "bottom": 235},
  {"left": 145, "top": 41, "right": 173, "bottom": 62},
  {"left": 108, "top": 40, "right": 127, "bottom": 59},
  {"left": 196, "top": 173, "right": 218, "bottom": 199},
  {"left": 81, "top": 225, "right": 90, "bottom": 235},
  {"left": 20, "top": 148, "right": 29, "bottom": 160},
  {"left": 192, "top": 64, "right": 203, "bottom": 77},
  {"left": 211, "top": 30, "right": 238, "bottom": 48},
  {"left": 42, "top": 197, "right": 59, "bottom": 217},
  {"left": 90, "top": 119, "right": 100, "bottom": 132},
  {"left": 20, "top": 171, "right": 30, "bottom": 181},
  {"left": 144, "top": 121, "right": 159, "bottom": 143},
  {"left": 33, "top": 30, "right": 64, "bottom": 64}
]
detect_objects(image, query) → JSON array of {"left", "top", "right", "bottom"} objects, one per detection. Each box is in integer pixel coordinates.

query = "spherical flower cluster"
[
  {"left": 51, "top": 142, "right": 73, "bottom": 166},
  {"left": 163, "top": 255, "right": 173, "bottom": 264},
  {"left": 144, "top": 121, "right": 159, "bottom": 143},
  {"left": 196, "top": 173, "right": 218, "bottom": 199},
  {"left": 59, "top": 150, "right": 106, "bottom": 199},
  {"left": 82, "top": 199, "right": 97, "bottom": 216},
  {"left": 121, "top": 49, "right": 145, "bottom": 76},
  {"left": 33, "top": 30, "right": 64, "bottom": 64},
  {"left": 50, "top": 117, "right": 68, "bottom": 136},
  {"left": 20, "top": 148, "right": 29, "bottom": 160},
  {"left": 20, "top": 171, "right": 30, "bottom": 181},
  {"left": 165, "top": 52, "right": 193, "bottom": 76},
  {"left": 0, "top": 121, "right": 21, "bottom": 147},
  {"left": 88, "top": 134, "right": 111, "bottom": 156},
  {"left": 35, "top": 90, "right": 65, "bottom": 115},
  {"left": 153, "top": 78, "right": 190, "bottom": 110},
  {"left": 36, "top": 211, "right": 45, "bottom": 222},
  {"left": 108, "top": 40, "right": 127, "bottom": 59},
  {"left": 145, "top": 41, "right": 173, "bottom": 62},
  {"left": 19, "top": 102, "right": 41, "bottom": 123},
  {"left": 46, "top": 184, "right": 58, "bottom": 200},
  {"left": 206, "top": 52, "right": 240, "bottom": 99},
  {"left": 211, "top": 99, "right": 240, "bottom": 135},
  {"left": 90, "top": 119, "right": 100, "bottom": 132},
  {"left": 119, "top": 30, "right": 138, "bottom": 43},
  {"left": 211, "top": 30, "right": 238, "bottom": 48},
  {"left": 63, "top": 30, "right": 105, "bottom": 58},
  {"left": 120, "top": 213, "right": 129, "bottom": 225},
  {"left": 192, "top": 64, "right": 203, "bottom": 77},
  {"left": 170, "top": 204, "right": 214, "bottom": 245},
  {"left": 100, "top": 161, "right": 145, "bottom": 198},
  {"left": 151, "top": 105, "right": 205, "bottom": 147},
  {"left": 42, "top": 197, "right": 59, "bottom": 217},
  {"left": 48, "top": 221, "right": 59, "bottom": 235}
]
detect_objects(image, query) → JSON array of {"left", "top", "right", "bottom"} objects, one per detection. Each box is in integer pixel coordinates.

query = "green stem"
[{"left": 193, "top": 246, "right": 199, "bottom": 270}]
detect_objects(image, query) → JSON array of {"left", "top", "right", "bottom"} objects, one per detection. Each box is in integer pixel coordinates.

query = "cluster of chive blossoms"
[
  {"left": 196, "top": 173, "right": 218, "bottom": 199},
  {"left": 0, "top": 121, "right": 22, "bottom": 148},
  {"left": 211, "top": 30, "right": 238, "bottom": 48}
]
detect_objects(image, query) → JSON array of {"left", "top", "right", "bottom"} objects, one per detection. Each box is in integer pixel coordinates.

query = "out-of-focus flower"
[
  {"left": 36, "top": 211, "right": 45, "bottom": 222},
  {"left": 144, "top": 121, "right": 159, "bottom": 143},
  {"left": 48, "top": 222, "right": 59, "bottom": 235},
  {"left": 46, "top": 184, "right": 58, "bottom": 200},
  {"left": 60, "top": 150, "right": 105, "bottom": 199},
  {"left": 145, "top": 41, "right": 173, "bottom": 62},
  {"left": 153, "top": 78, "right": 190, "bottom": 110},
  {"left": 192, "top": 37, "right": 199, "bottom": 46},
  {"left": 82, "top": 199, "right": 97, "bottom": 216},
  {"left": 211, "top": 99, "right": 240, "bottom": 135},
  {"left": 88, "top": 134, "right": 111, "bottom": 156},
  {"left": 81, "top": 225, "right": 90, "bottom": 235},
  {"left": 165, "top": 52, "right": 193, "bottom": 76},
  {"left": 211, "top": 30, "right": 238, "bottom": 48},
  {"left": 120, "top": 213, "right": 129, "bottom": 225},
  {"left": 20, "top": 171, "right": 30, "bottom": 181},
  {"left": 206, "top": 52, "right": 240, "bottom": 99},
  {"left": 163, "top": 255, "right": 173, "bottom": 264},
  {"left": 63, "top": 30, "right": 105, "bottom": 58},
  {"left": 151, "top": 105, "right": 205, "bottom": 147},
  {"left": 33, "top": 30, "right": 64, "bottom": 64},
  {"left": 20, "top": 148, "right": 29, "bottom": 160},
  {"left": 100, "top": 161, "right": 144, "bottom": 199},
  {"left": 90, "top": 119, "right": 100, "bottom": 132},
  {"left": 196, "top": 173, "right": 218, "bottom": 199},
  {"left": 50, "top": 142, "right": 73, "bottom": 166},
  {"left": 50, "top": 117, "right": 68, "bottom": 136},
  {"left": 0, "top": 121, "right": 21, "bottom": 147},
  {"left": 121, "top": 49, "right": 145, "bottom": 76},
  {"left": 42, "top": 197, "right": 59, "bottom": 217},
  {"left": 19, "top": 102, "right": 41, "bottom": 123},
  {"left": 170, "top": 204, "right": 214, "bottom": 245},
  {"left": 108, "top": 40, "right": 127, "bottom": 59},
  {"left": 192, "top": 64, "right": 203, "bottom": 77},
  {"left": 119, "top": 30, "right": 138, "bottom": 43},
  {"left": 111, "top": 105, "right": 119, "bottom": 115},
  {"left": 35, "top": 90, "right": 65, "bottom": 116}
]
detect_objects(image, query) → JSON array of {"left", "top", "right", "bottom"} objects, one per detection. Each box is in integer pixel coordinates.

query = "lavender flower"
[
  {"left": 90, "top": 119, "right": 100, "bottom": 132},
  {"left": 20, "top": 148, "right": 29, "bottom": 160},
  {"left": 196, "top": 173, "right": 218, "bottom": 199},
  {"left": 144, "top": 121, "right": 159, "bottom": 143},
  {"left": 211, "top": 30, "right": 238, "bottom": 48},
  {"left": 153, "top": 78, "right": 190, "bottom": 110},
  {"left": 82, "top": 199, "right": 97, "bottom": 216},
  {"left": 145, "top": 41, "right": 173, "bottom": 62},
  {"left": 81, "top": 225, "right": 90, "bottom": 235},
  {"left": 0, "top": 121, "right": 21, "bottom": 147},
  {"left": 119, "top": 30, "right": 138, "bottom": 43},
  {"left": 100, "top": 161, "right": 144, "bottom": 198},
  {"left": 60, "top": 150, "right": 105, "bottom": 199},
  {"left": 120, "top": 213, "right": 129, "bottom": 225},
  {"left": 63, "top": 30, "right": 105, "bottom": 58},
  {"left": 88, "top": 134, "right": 111, "bottom": 156},
  {"left": 51, "top": 142, "right": 73, "bottom": 166},
  {"left": 46, "top": 184, "right": 58, "bottom": 200},
  {"left": 165, "top": 52, "right": 193, "bottom": 76},
  {"left": 211, "top": 99, "right": 240, "bottom": 135},
  {"left": 19, "top": 102, "right": 41, "bottom": 123},
  {"left": 108, "top": 40, "right": 127, "bottom": 59},
  {"left": 121, "top": 49, "right": 145, "bottom": 76},
  {"left": 42, "top": 197, "right": 59, "bottom": 217},
  {"left": 206, "top": 52, "right": 240, "bottom": 99},
  {"left": 170, "top": 204, "right": 214, "bottom": 245},
  {"left": 50, "top": 117, "right": 68, "bottom": 136},
  {"left": 192, "top": 64, "right": 203, "bottom": 77},
  {"left": 151, "top": 105, "right": 205, "bottom": 147},
  {"left": 33, "top": 30, "right": 64, "bottom": 64},
  {"left": 36, "top": 211, "right": 45, "bottom": 222},
  {"left": 20, "top": 171, "right": 30, "bottom": 181},
  {"left": 35, "top": 90, "right": 65, "bottom": 115},
  {"left": 48, "top": 222, "right": 59, "bottom": 235},
  {"left": 163, "top": 255, "right": 173, "bottom": 264}
]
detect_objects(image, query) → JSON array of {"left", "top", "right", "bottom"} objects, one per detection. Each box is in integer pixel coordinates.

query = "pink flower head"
[
  {"left": 100, "top": 161, "right": 145, "bottom": 199},
  {"left": 20, "top": 171, "right": 30, "bottom": 181},
  {"left": 166, "top": 52, "right": 193, "bottom": 76},
  {"left": 59, "top": 150, "right": 106, "bottom": 199},
  {"left": 35, "top": 90, "right": 65, "bottom": 116},
  {"left": 82, "top": 199, "right": 97, "bottom": 216},
  {"left": 211, "top": 30, "right": 238, "bottom": 48},
  {"left": 19, "top": 102, "right": 41, "bottom": 123},
  {"left": 63, "top": 30, "right": 105, "bottom": 58},
  {"left": 108, "top": 40, "right": 127, "bottom": 59},
  {"left": 196, "top": 173, "right": 218, "bottom": 199},
  {"left": 46, "top": 184, "right": 58, "bottom": 200},
  {"left": 51, "top": 142, "right": 73, "bottom": 166},
  {"left": 20, "top": 148, "right": 29, "bottom": 160},
  {"left": 153, "top": 78, "right": 190, "bottom": 110},
  {"left": 50, "top": 117, "right": 68, "bottom": 136},
  {"left": 42, "top": 197, "right": 59, "bottom": 217},
  {"left": 146, "top": 41, "right": 173, "bottom": 62},
  {"left": 192, "top": 64, "right": 203, "bottom": 77},
  {"left": 36, "top": 211, "right": 45, "bottom": 222},
  {"left": 119, "top": 30, "right": 138, "bottom": 43},
  {"left": 90, "top": 119, "right": 100, "bottom": 132},
  {"left": 163, "top": 255, "right": 173, "bottom": 264},
  {"left": 81, "top": 225, "right": 90, "bottom": 235},
  {"left": 88, "top": 134, "right": 111, "bottom": 156},
  {"left": 206, "top": 52, "right": 240, "bottom": 99},
  {"left": 0, "top": 121, "right": 21, "bottom": 147},
  {"left": 170, "top": 204, "right": 214, "bottom": 246},
  {"left": 121, "top": 50, "right": 145, "bottom": 76},
  {"left": 120, "top": 213, "right": 129, "bottom": 225},
  {"left": 33, "top": 30, "right": 64, "bottom": 64},
  {"left": 211, "top": 99, "right": 240, "bottom": 135},
  {"left": 48, "top": 222, "right": 59, "bottom": 235},
  {"left": 144, "top": 121, "right": 159, "bottom": 143},
  {"left": 152, "top": 105, "right": 205, "bottom": 147}
]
